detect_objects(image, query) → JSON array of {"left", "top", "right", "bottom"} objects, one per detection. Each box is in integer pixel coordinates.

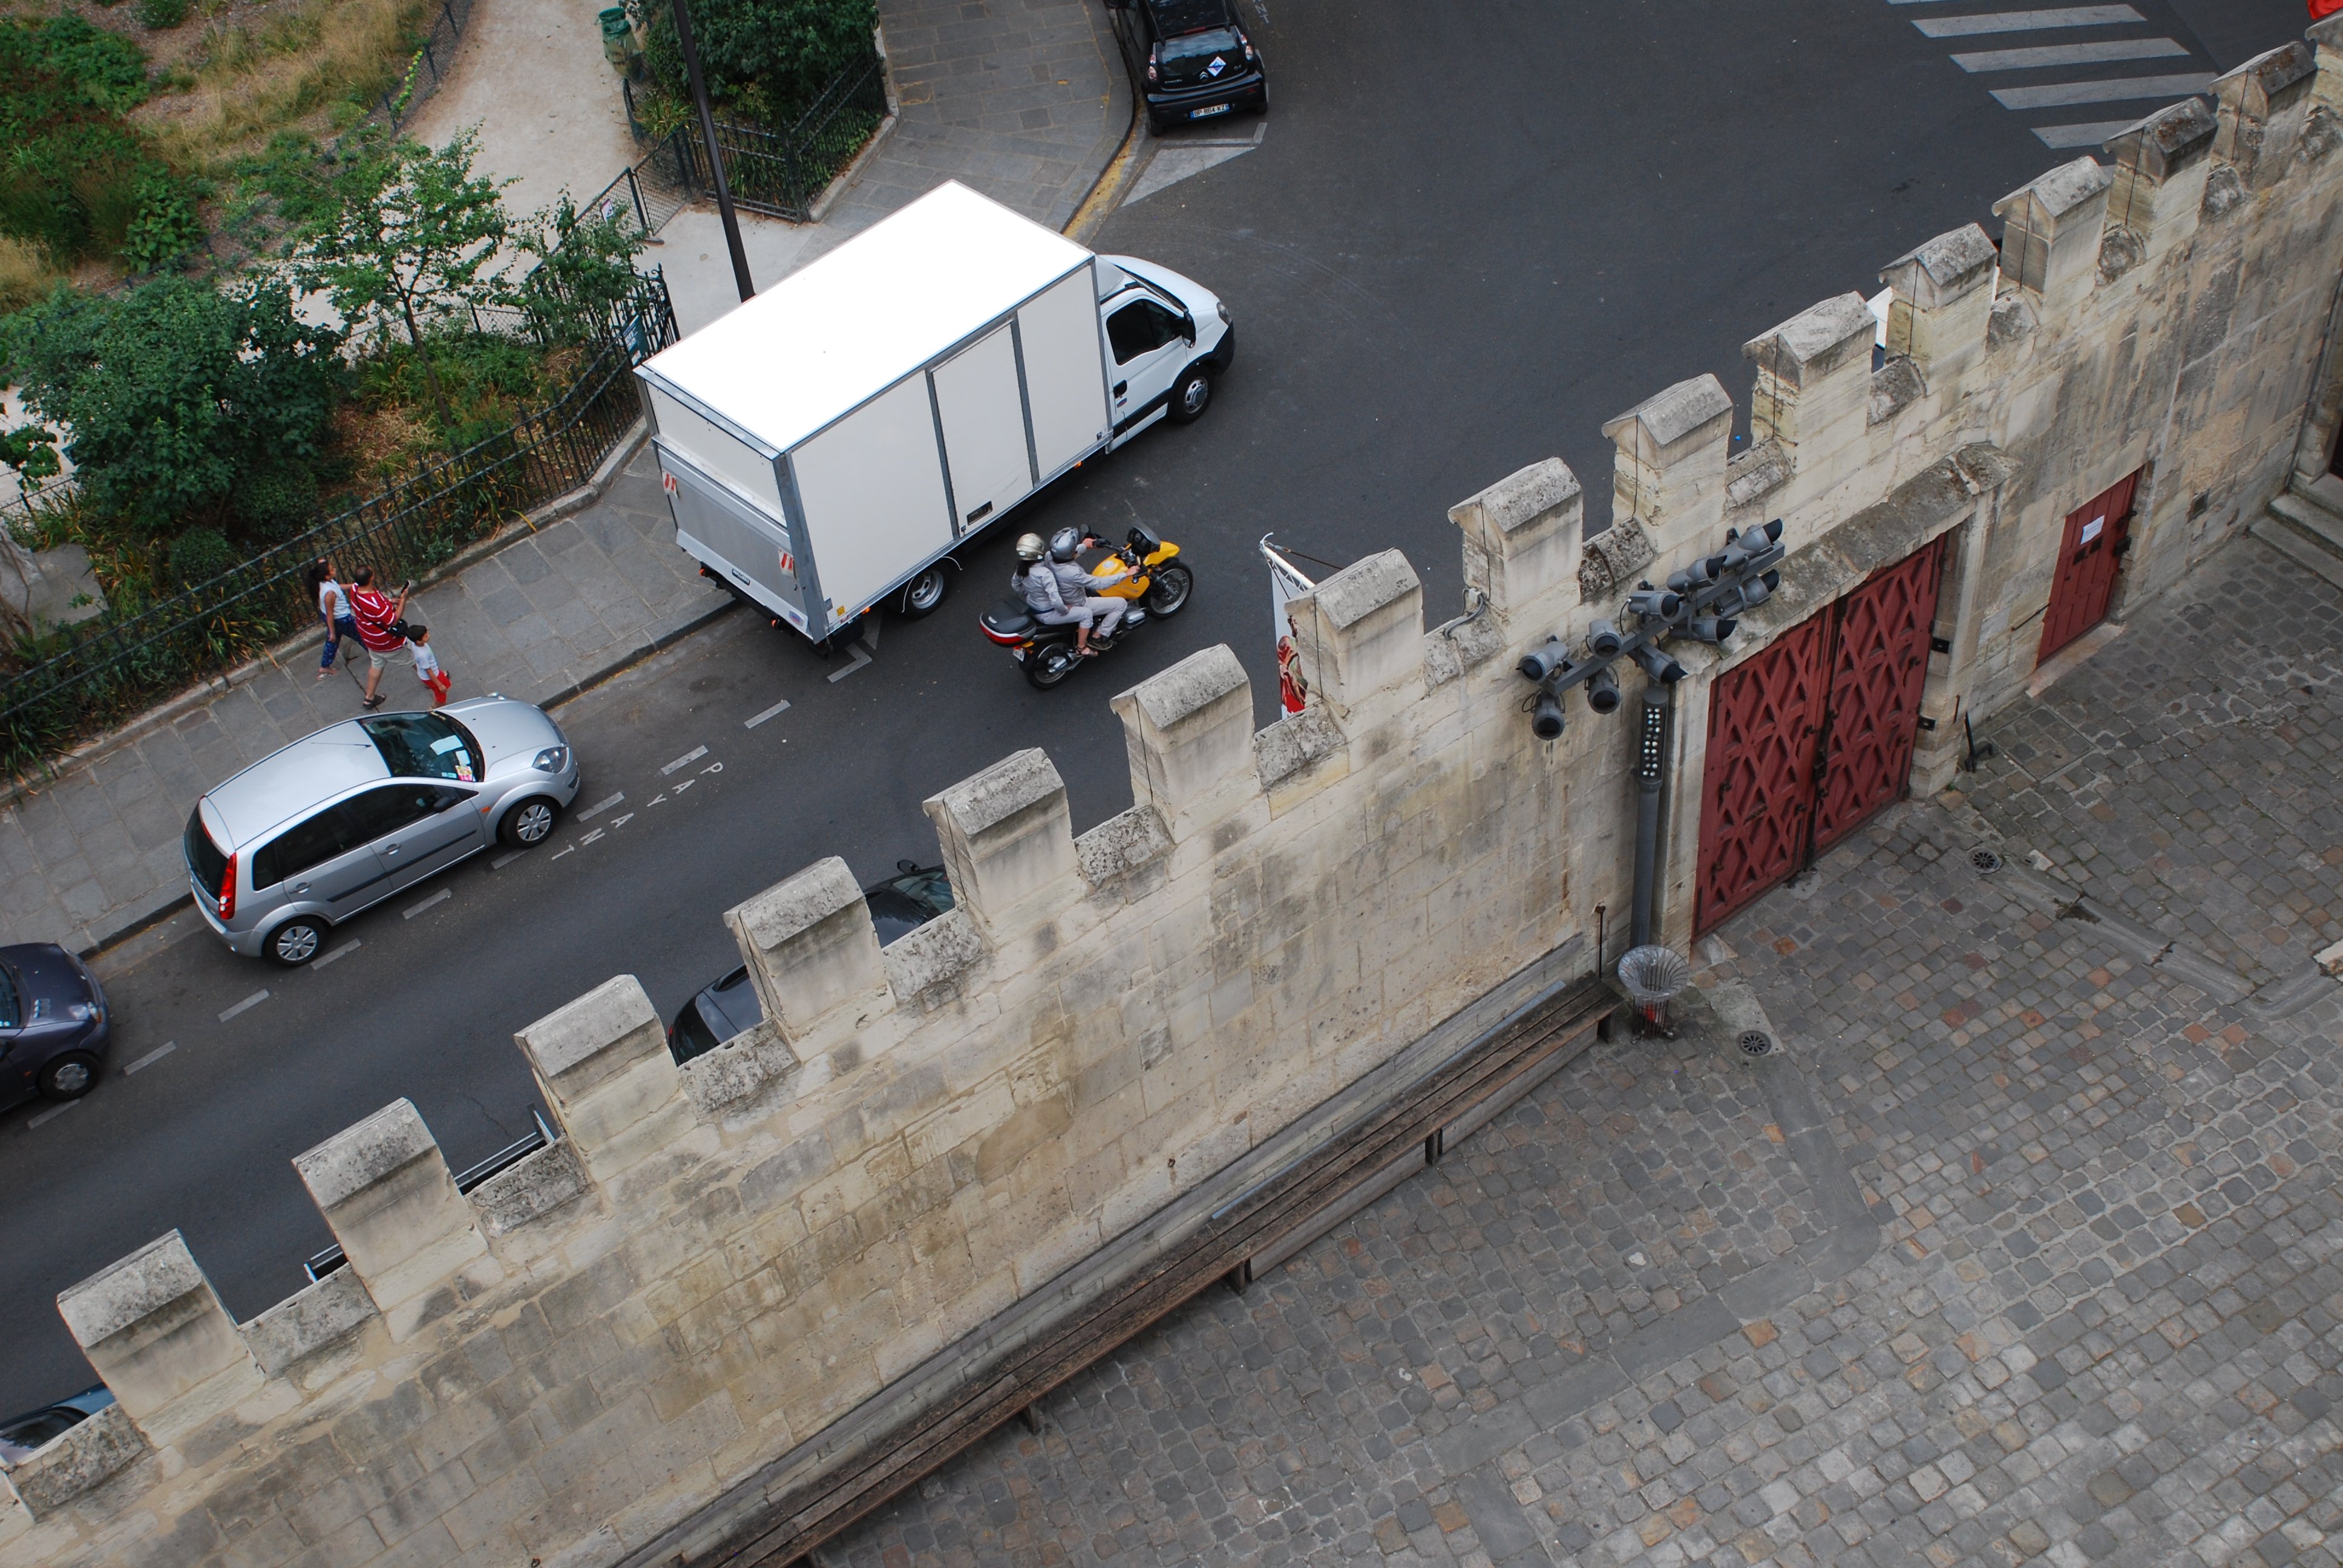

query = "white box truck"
[{"left": 634, "top": 180, "right": 1234, "bottom": 642}]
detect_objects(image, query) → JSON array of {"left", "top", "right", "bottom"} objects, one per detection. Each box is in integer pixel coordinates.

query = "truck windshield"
[{"left": 361, "top": 713, "right": 485, "bottom": 783}]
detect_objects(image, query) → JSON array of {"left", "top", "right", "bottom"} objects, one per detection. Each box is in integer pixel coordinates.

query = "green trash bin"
[{"left": 599, "top": 7, "right": 634, "bottom": 67}]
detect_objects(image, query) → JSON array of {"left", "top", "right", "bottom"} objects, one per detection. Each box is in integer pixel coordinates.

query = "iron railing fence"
[
  {"left": 622, "top": 49, "right": 888, "bottom": 222},
  {"left": 0, "top": 273, "right": 677, "bottom": 775},
  {"left": 369, "top": 0, "right": 479, "bottom": 136}
]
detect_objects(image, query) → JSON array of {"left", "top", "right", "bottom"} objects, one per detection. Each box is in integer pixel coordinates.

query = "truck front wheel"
[{"left": 1168, "top": 365, "right": 1213, "bottom": 424}]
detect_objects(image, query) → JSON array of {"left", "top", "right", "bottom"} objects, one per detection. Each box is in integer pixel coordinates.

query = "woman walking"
[{"left": 308, "top": 558, "right": 360, "bottom": 682}]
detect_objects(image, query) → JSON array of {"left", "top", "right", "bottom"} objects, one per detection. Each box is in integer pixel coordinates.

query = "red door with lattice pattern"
[
  {"left": 1812, "top": 540, "right": 1945, "bottom": 853},
  {"left": 2037, "top": 471, "right": 2137, "bottom": 663},
  {"left": 1694, "top": 615, "right": 1830, "bottom": 935},
  {"left": 1695, "top": 537, "right": 1946, "bottom": 935}
]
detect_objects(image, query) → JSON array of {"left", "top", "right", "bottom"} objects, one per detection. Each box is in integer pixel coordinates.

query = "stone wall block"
[
  {"left": 3, "top": 1403, "right": 146, "bottom": 1518},
  {"left": 2104, "top": 99, "right": 2218, "bottom": 259},
  {"left": 1289, "top": 550, "right": 1425, "bottom": 727},
  {"left": 2214, "top": 41, "right": 2318, "bottom": 187},
  {"left": 1743, "top": 293, "right": 1877, "bottom": 471},
  {"left": 1992, "top": 157, "right": 2114, "bottom": 314},
  {"left": 293, "top": 1100, "right": 502, "bottom": 1342},
  {"left": 727, "top": 856, "right": 895, "bottom": 1062},
  {"left": 1110, "top": 645, "right": 1260, "bottom": 842},
  {"left": 1880, "top": 224, "right": 1997, "bottom": 379},
  {"left": 1601, "top": 375, "right": 1735, "bottom": 577},
  {"left": 56, "top": 1232, "right": 263, "bottom": 1446},
  {"left": 518, "top": 975, "right": 711, "bottom": 1199},
  {"left": 925, "top": 749, "right": 1084, "bottom": 944},
  {"left": 1449, "top": 457, "right": 1584, "bottom": 632},
  {"left": 2316, "top": 16, "right": 2343, "bottom": 111}
]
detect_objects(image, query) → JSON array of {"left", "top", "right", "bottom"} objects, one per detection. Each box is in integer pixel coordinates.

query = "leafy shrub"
[
  {"left": 0, "top": 17, "right": 177, "bottom": 266},
  {"left": 231, "top": 466, "right": 321, "bottom": 538},
  {"left": 121, "top": 172, "right": 205, "bottom": 272},
  {"left": 166, "top": 525, "right": 237, "bottom": 586},
  {"left": 641, "top": 0, "right": 875, "bottom": 116},
  {"left": 0, "top": 277, "right": 347, "bottom": 540},
  {"left": 137, "top": 0, "right": 191, "bottom": 29}
]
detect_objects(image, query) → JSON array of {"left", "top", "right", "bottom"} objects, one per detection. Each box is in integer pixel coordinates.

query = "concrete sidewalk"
[
  {"left": 0, "top": 445, "right": 730, "bottom": 955},
  {"left": 0, "top": 1, "right": 1134, "bottom": 957}
]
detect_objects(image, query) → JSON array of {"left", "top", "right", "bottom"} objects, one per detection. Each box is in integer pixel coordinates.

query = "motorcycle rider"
[
  {"left": 1047, "top": 526, "right": 1130, "bottom": 653},
  {"left": 1014, "top": 532, "right": 1103, "bottom": 658}
]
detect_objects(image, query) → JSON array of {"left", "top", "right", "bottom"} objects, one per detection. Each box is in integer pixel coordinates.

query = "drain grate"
[
  {"left": 1737, "top": 1030, "right": 1774, "bottom": 1057},
  {"left": 1970, "top": 848, "right": 2003, "bottom": 874}
]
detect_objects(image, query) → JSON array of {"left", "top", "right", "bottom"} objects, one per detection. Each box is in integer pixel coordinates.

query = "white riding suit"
[
  {"left": 1018, "top": 564, "right": 1092, "bottom": 631},
  {"left": 1051, "top": 555, "right": 1130, "bottom": 641}
]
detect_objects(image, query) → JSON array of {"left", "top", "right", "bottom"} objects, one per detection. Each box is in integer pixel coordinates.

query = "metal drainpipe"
[
  {"left": 1629, "top": 682, "right": 1670, "bottom": 949},
  {"left": 670, "top": 0, "right": 755, "bottom": 302}
]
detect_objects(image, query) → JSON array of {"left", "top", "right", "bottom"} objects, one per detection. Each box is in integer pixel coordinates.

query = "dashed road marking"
[
  {"left": 662, "top": 746, "right": 709, "bottom": 776},
  {"left": 27, "top": 1100, "right": 79, "bottom": 1131},
  {"left": 1912, "top": 6, "right": 2143, "bottom": 37},
  {"left": 827, "top": 644, "right": 872, "bottom": 683},
  {"left": 404, "top": 890, "right": 451, "bottom": 919},
  {"left": 577, "top": 792, "right": 625, "bottom": 822},
  {"left": 1990, "top": 70, "right": 2211, "bottom": 110},
  {"left": 491, "top": 851, "right": 525, "bottom": 870},
  {"left": 124, "top": 1041, "right": 177, "bottom": 1074},
  {"left": 314, "top": 940, "right": 362, "bottom": 969},
  {"left": 220, "top": 989, "right": 270, "bottom": 1023},
  {"left": 746, "top": 699, "right": 792, "bottom": 729},
  {"left": 1950, "top": 37, "right": 2184, "bottom": 72}
]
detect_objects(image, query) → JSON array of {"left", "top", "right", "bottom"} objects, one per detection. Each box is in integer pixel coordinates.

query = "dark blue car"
[{"left": 0, "top": 943, "right": 112, "bottom": 1111}]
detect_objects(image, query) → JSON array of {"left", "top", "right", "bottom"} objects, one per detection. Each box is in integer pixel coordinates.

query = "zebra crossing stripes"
[
  {"left": 1950, "top": 38, "right": 2187, "bottom": 72},
  {"left": 1891, "top": 2, "right": 2217, "bottom": 150},
  {"left": 1912, "top": 6, "right": 2142, "bottom": 36}
]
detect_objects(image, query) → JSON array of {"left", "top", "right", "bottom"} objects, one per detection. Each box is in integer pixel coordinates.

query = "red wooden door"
[
  {"left": 2037, "top": 471, "right": 2138, "bottom": 662},
  {"left": 1694, "top": 538, "right": 1946, "bottom": 936},
  {"left": 1694, "top": 615, "right": 1830, "bottom": 935},
  {"left": 1812, "top": 538, "right": 1946, "bottom": 854}
]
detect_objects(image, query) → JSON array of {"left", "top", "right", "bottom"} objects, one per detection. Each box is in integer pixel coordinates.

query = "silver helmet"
[
  {"left": 1048, "top": 526, "right": 1084, "bottom": 563},
  {"left": 1014, "top": 532, "right": 1047, "bottom": 563}
]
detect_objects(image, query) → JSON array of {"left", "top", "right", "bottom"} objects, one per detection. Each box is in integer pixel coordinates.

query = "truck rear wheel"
[{"left": 899, "top": 566, "right": 948, "bottom": 619}]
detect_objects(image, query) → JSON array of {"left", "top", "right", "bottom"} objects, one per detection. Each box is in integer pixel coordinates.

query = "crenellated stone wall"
[{"left": 8, "top": 31, "right": 2343, "bottom": 1568}]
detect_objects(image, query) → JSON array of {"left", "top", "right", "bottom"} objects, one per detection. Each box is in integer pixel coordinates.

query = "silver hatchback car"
[{"left": 183, "top": 699, "right": 583, "bottom": 965}]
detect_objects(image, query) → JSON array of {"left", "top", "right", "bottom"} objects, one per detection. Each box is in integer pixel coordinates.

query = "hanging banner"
[{"left": 1260, "top": 535, "right": 1317, "bottom": 716}]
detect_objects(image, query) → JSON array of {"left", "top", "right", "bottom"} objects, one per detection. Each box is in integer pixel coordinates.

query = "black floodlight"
[
  {"left": 1665, "top": 556, "right": 1721, "bottom": 593},
  {"left": 1587, "top": 618, "right": 1624, "bottom": 658},
  {"left": 1632, "top": 643, "right": 1687, "bottom": 684},
  {"left": 1530, "top": 689, "right": 1567, "bottom": 740},
  {"left": 1519, "top": 635, "right": 1570, "bottom": 683},
  {"left": 1625, "top": 588, "right": 1680, "bottom": 620},
  {"left": 1685, "top": 615, "right": 1738, "bottom": 643},
  {"left": 1585, "top": 665, "right": 1622, "bottom": 714}
]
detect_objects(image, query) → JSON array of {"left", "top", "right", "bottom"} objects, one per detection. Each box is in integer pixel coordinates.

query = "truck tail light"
[{"left": 218, "top": 852, "right": 237, "bottom": 922}]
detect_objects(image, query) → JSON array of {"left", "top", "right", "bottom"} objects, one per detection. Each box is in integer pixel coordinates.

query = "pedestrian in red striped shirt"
[{"left": 348, "top": 566, "right": 415, "bottom": 711}]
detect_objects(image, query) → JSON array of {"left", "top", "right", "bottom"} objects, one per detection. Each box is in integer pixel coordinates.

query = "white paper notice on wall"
[{"left": 2080, "top": 515, "right": 2105, "bottom": 544}]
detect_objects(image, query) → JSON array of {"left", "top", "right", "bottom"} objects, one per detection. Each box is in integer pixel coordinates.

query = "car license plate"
[{"left": 1190, "top": 103, "right": 1231, "bottom": 119}]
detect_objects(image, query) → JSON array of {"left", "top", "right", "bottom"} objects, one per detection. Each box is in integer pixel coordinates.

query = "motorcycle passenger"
[
  {"left": 1047, "top": 527, "right": 1130, "bottom": 655},
  {"left": 1014, "top": 532, "right": 1103, "bottom": 658}
]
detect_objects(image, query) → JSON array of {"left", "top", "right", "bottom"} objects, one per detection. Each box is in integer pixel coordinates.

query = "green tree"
[
  {"left": 0, "top": 277, "right": 344, "bottom": 538},
  {"left": 643, "top": 0, "right": 876, "bottom": 116},
  {"left": 287, "top": 128, "right": 510, "bottom": 420},
  {"left": 511, "top": 192, "right": 649, "bottom": 344}
]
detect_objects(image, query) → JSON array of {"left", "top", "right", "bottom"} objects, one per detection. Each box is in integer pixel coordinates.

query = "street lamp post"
[
  {"left": 1516, "top": 518, "right": 1788, "bottom": 947},
  {"left": 667, "top": 0, "right": 755, "bottom": 303}
]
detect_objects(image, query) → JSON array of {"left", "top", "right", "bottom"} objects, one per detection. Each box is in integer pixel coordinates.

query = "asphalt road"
[{"left": 0, "top": 0, "right": 2306, "bottom": 1416}]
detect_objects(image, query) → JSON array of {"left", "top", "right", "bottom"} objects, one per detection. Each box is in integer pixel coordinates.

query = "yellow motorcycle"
[{"left": 980, "top": 526, "right": 1194, "bottom": 689}]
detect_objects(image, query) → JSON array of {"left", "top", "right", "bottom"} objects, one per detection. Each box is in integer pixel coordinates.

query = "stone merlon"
[
  {"left": 1743, "top": 293, "right": 1876, "bottom": 387},
  {"left": 292, "top": 1098, "right": 439, "bottom": 1210},
  {"left": 1880, "top": 224, "right": 1998, "bottom": 307},
  {"left": 56, "top": 1232, "right": 208, "bottom": 1348},
  {"left": 1602, "top": 374, "right": 1735, "bottom": 456}
]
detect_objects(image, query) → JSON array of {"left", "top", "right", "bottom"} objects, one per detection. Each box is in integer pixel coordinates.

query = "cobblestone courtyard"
[{"left": 828, "top": 536, "right": 2343, "bottom": 1568}]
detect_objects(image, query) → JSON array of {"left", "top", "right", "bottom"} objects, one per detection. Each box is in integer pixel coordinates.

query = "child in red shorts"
[{"left": 410, "top": 624, "right": 452, "bottom": 708}]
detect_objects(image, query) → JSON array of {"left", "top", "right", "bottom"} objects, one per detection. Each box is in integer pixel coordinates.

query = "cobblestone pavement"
[
  {"left": 823, "top": 534, "right": 2343, "bottom": 1568},
  {"left": 0, "top": 445, "right": 726, "bottom": 955}
]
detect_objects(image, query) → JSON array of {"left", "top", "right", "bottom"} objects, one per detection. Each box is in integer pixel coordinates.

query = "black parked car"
[
  {"left": 667, "top": 863, "right": 955, "bottom": 1063},
  {"left": 1115, "top": 0, "right": 1267, "bottom": 134},
  {"left": 0, "top": 1385, "right": 114, "bottom": 1465},
  {"left": 0, "top": 943, "right": 111, "bottom": 1112}
]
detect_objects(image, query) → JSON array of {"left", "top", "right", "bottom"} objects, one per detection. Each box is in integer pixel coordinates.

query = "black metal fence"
[
  {"left": 0, "top": 273, "right": 677, "bottom": 776},
  {"left": 622, "top": 50, "right": 890, "bottom": 222},
  {"left": 370, "top": 0, "right": 479, "bottom": 136}
]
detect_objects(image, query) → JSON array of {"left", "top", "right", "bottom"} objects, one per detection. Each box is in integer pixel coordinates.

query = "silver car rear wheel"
[{"left": 266, "top": 918, "right": 324, "bottom": 967}]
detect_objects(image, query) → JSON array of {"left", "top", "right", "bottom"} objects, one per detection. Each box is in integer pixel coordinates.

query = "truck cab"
[{"left": 1098, "top": 255, "right": 1234, "bottom": 445}]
